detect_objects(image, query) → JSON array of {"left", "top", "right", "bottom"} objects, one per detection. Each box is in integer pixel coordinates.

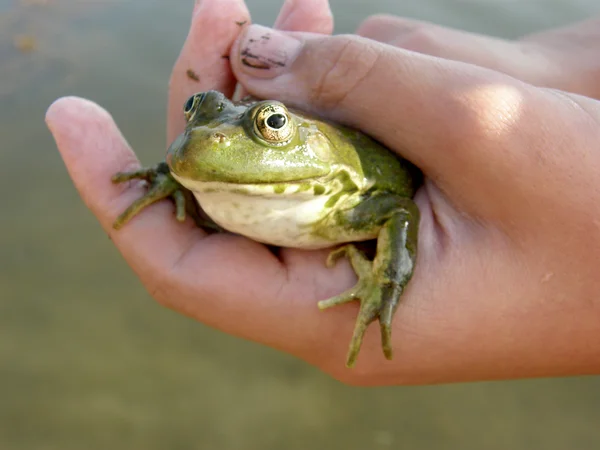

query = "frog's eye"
[
  {"left": 266, "top": 113, "right": 286, "bottom": 129},
  {"left": 253, "top": 103, "right": 294, "bottom": 144},
  {"left": 183, "top": 93, "right": 204, "bottom": 121}
]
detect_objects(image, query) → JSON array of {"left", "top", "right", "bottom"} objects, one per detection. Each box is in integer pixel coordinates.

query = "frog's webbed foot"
[
  {"left": 319, "top": 244, "right": 400, "bottom": 368},
  {"left": 111, "top": 162, "right": 183, "bottom": 229},
  {"left": 111, "top": 162, "right": 221, "bottom": 232},
  {"left": 316, "top": 196, "right": 419, "bottom": 368}
]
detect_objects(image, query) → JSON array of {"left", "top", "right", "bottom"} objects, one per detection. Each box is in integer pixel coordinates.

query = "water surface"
[{"left": 1, "top": 1, "right": 599, "bottom": 449}]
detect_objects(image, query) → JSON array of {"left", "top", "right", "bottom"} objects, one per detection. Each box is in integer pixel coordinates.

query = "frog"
[{"left": 112, "top": 90, "right": 421, "bottom": 368}]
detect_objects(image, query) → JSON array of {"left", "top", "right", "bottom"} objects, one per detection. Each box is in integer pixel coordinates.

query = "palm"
[
  {"left": 46, "top": 0, "right": 385, "bottom": 374},
  {"left": 44, "top": 0, "right": 524, "bottom": 382},
  {"left": 48, "top": 0, "right": 600, "bottom": 384}
]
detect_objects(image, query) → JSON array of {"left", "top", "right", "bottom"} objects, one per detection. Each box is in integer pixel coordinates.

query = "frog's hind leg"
[
  {"left": 318, "top": 196, "right": 419, "bottom": 368},
  {"left": 319, "top": 245, "right": 384, "bottom": 366}
]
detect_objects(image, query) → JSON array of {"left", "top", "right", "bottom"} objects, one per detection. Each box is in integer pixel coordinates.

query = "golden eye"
[
  {"left": 253, "top": 103, "right": 294, "bottom": 144},
  {"left": 183, "top": 93, "right": 204, "bottom": 121}
]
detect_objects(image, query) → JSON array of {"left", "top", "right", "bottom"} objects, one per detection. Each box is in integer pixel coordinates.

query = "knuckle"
[
  {"left": 356, "top": 14, "right": 402, "bottom": 36},
  {"left": 392, "top": 25, "right": 440, "bottom": 54},
  {"left": 146, "top": 276, "right": 172, "bottom": 308},
  {"left": 437, "top": 80, "right": 532, "bottom": 164},
  {"left": 309, "top": 35, "right": 382, "bottom": 111},
  {"left": 143, "top": 265, "right": 183, "bottom": 311},
  {"left": 355, "top": 16, "right": 379, "bottom": 36}
]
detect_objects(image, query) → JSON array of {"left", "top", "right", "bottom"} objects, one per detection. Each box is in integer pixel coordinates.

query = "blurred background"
[{"left": 2, "top": 0, "right": 600, "bottom": 449}]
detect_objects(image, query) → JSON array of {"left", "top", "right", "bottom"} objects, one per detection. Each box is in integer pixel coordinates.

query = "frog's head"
[{"left": 166, "top": 91, "right": 336, "bottom": 188}]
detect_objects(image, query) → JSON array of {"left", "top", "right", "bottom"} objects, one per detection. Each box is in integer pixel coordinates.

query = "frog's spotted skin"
[
  {"left": 171, "top": 177, "right": 352, "bottom": 248},
  {"left": 170, "top": 176, "right": 380, "bottom": 249},
  {"left": 112, "top": 90, "right": 421, "bottom": 368}
]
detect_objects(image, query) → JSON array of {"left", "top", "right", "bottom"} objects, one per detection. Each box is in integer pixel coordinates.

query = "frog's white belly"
[
  {"left": 195, "top": 191, "right": 336, "bottom": 249},
  {"left": 175, "top": 179, "right": 359, "bottom": 249}
]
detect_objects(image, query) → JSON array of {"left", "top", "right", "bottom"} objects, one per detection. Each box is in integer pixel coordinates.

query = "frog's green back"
[{"left": 316, "top": 119, "right": 422, "bottom": 197}]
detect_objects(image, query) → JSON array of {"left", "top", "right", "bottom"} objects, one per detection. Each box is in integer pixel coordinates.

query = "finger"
[
  {"left": 45, "top": 97, "right": 212, "bottom": 250},
  {"left": 44, "top": 97, "right": 282, "bottom": 291},
  {"left": 233, "top": 0, "right": 333, "bottom": 101},
  {"left": 519, "top": 16, "right": 600, "bottom": 44},
  {"left": 273, "top": 0, "right": 333, "bottom": 34},
  {"left": 519, "top": 17, "right": 600, "bottom": 98},
  {"left": 229, "top": 26, "right": 600, "bottom": 222},
  {"left": 356, "top": 14, "right": 551, "bottom": 86},
  {"left": 45, "top": 97, "right": 206, "bottom": 272},
  {"left": 46, "top": 96, "right": 360, "bottom": 368},
  {"left": 356, "top": 14, "right": 423, "bottom": 43},
  {"left": 167, "top": 0, "right": 251, "bottom": 143},
  {"left": 230, "top": 26, "right": 533, "bottom": 190},
  {"left": 356, "top": 14, "right": 511, "bottom": 62}
]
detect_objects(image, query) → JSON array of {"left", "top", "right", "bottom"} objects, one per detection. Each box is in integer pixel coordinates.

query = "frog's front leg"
[
  {"left": 111, "top": 161, "right": 222, "bottom": 232},
  {"left": 111, "top": 162, "right": 185, "bottom": 229},
  {"left": 318, "top": 195, "right": 419, "bottom": 368}
]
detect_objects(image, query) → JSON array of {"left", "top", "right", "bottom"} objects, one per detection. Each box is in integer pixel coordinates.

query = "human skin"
[
  {"left": 355, "top": 15, "right": 600, "bottom": 100},
  {"left": 46, "top": 0, "right": 600, "bottom": 385}
]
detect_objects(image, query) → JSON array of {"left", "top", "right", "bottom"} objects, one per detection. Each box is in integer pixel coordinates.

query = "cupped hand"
[
  {"left": 227, "top": 24, "right": 600, "bottom": 383},
  {"left": 356, "top": 15, "right": 600, "bottom": 99},
  {"left": 47, "top": 0, "right": 600, "bottom": 385},
  {"left": 45, "top": 0, "right": 369, "bottom": 379}
]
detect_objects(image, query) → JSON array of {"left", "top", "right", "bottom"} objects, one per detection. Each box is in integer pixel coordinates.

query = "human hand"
[
  {"left": 225, "top": 23, "right": 600, "bottom": 384},
  {"left": 47, "top": 0, "right": 600, "bottom": 386},
  {"left": 356, "top": 15, "right": 600, "bottom": 99},
  {"left": 45, "top": 0, "right": 375, "bottom": 373}
]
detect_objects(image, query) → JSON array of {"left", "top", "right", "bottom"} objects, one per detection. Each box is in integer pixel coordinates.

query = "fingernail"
[{"left": 238, "top": 24, "right": 302, "bottom": 77}]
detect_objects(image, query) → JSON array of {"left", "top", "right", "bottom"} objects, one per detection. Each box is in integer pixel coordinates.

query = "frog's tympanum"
[{"left": 112, "top": 90, "right": 421, "bottom": 368}]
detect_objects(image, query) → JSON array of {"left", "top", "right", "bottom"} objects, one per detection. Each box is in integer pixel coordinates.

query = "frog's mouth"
[
  {"left": 166, "top": 126, "right": 334, "bottom": 186},
  {"left": 172, "top": 174, "right": 331, "bottom": 198}
]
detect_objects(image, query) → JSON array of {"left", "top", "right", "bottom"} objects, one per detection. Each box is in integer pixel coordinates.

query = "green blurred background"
[{"left": 2, "top": 0, "right": 600, "bottom": 449}]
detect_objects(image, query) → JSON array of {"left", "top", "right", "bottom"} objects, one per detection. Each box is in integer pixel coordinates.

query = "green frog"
[{"left": 112, "top": 90, "right": 421, "bottom": 368}]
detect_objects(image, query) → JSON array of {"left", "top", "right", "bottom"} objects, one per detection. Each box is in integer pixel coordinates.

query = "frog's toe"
[
  {"left": 345, "top": 290, "right": 382, "bottom": 367},
  {"left": 111, "top": 167, "right": 153, "bottom": 183},
  {"left": 379, "top": 285, "right": 402, "bottom": 360},
  {"left": 379, "top": 311, "right": 393, "bottom": 360},
  {"left": 113, "top": 196, "right": 150, "bottom": 229},
  {"left": 318, "top": 277, "right": 385, "bottom": 368},
  {"left": 111, "top": 163, "right": 184, "bottom": 229},
  {"left": 173, "top": 189, "right": 186, "bottom": 222},
  {"left": 317, "top": 287, "right": 359, "bottom": 309},
  {"left": 113, "top": 185, "right": 174, "bottom": 229},
  {"left": 319, "top": 260, "right": 404, "bottom": 365},
  {"left": 325, "top": 246, "right": 350, "bottom": 268}
]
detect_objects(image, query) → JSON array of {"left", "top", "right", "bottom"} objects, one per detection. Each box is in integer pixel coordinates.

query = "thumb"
[{"left": 229, "top": 25, "right": 558, "bottom": 210}]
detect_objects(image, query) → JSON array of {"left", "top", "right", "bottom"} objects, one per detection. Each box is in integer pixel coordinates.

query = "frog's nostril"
[{"left": 213, "top": 132, "right": 230, "bottom": 145}]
